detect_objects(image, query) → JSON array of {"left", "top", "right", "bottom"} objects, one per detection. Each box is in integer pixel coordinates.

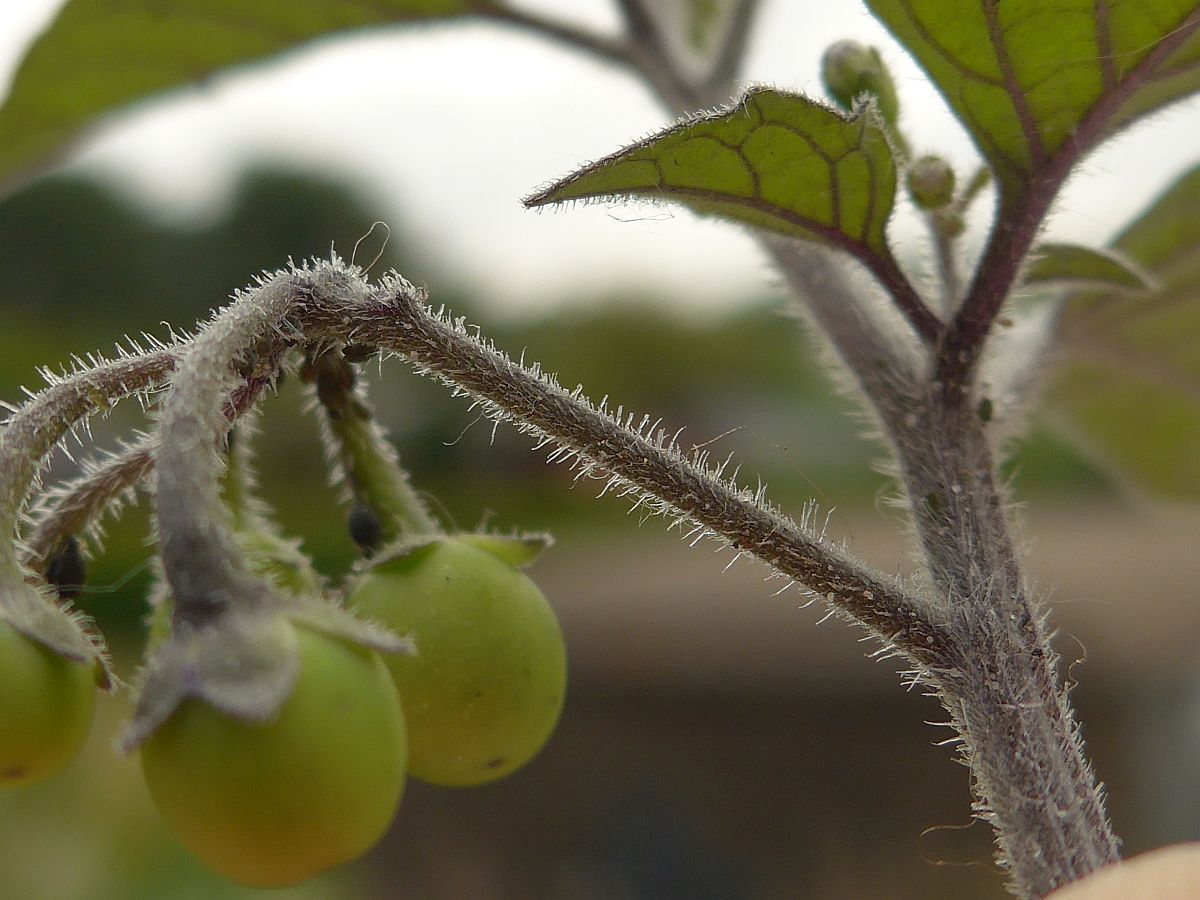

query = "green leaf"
[
  {"left": 1048, "top": 362, "right": 1200, "bottom": 497},
  {"left": 1024, "top": 243, "right": 1152, "bottom": 291},
  {"left": 867, "top": 1, "right": 1200, "bottom": 206},
  {"left": 0, "top": 0, "right": 478, "bottom": 197},
  {"left": 1050, "top": 165, "right": 1200, "bottom": 499},
  {"left": 526, "top": 87, "right": 900, "bottom": 259}
]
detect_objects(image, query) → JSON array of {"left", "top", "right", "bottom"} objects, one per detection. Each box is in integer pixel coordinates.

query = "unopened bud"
[
  {"left": 821, "top": 40, "right": 900, "bottom": 127},
  {"left": 348, "top": 503, "right": 384, "bottom": 555},
  {"left": 907, "top": 155, "right": 956, "bottom": 209}
]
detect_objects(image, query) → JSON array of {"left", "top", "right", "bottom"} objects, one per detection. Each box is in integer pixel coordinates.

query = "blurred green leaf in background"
[
  {"left": 1053, "top": 165, "right": 1200, "bottom": 499},
  {"left": 0, "top": 0, "right": 482, "bottom": 197}
]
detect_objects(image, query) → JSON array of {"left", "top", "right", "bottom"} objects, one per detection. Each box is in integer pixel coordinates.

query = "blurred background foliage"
[{"left": 0, "top": 167, "right": 1164, "bottom": 900}]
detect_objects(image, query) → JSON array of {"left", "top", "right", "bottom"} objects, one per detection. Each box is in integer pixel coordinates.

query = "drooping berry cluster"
[{"left": 0, "top": 258, "right": 566, "bottom": 887}]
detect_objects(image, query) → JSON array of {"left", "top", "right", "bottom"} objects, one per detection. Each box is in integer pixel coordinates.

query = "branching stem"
[
  {"left": 0, "top": 350, "right": 175, "bottom": 571},
  {"left": 302, "top": 281, "right": 951, "bottom": 669},
  {"left": 154, "top": 275, "right": 311, "bottom": 629},
  {"left": 306, "top": 347, "right": 438, "bottom": 540},
  {"left": 937, "top": 8, "right": 1200, "bottom": 393},
  {"left": 478, "top": 4, "right": 632, "bottom": 71},
  {"left": 893, "top": 397, "right": 1119, "bottom": 897},
  {"left": 23, "top": 362, "right": 284, "bottom": 575}
]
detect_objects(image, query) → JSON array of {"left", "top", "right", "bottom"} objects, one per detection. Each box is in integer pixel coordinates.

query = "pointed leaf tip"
[
  {"left": 525, "top": 87, "right": 901, "bottom": 258},
  {"left": 457, "top": 531, "right": 553, "bottom": 567}
]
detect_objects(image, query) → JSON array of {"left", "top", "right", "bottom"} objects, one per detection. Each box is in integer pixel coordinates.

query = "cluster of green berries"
[
  {"left": 1, "top": 353, "right": 567, "bottom": 889},
  {"left": 141, "top": 524, "right": 567, "bottom": 886},
  {"left": 3, "top": 522, "right": 566, "bottom": 888}
]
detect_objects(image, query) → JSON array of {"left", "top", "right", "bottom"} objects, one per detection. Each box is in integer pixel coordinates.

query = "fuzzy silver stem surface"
[
  {"left": 303, "top": 281, "right": 951, "bottom": 669},
  {"left": 895, "top": 394, "right": 1119, "bottom": 897}
]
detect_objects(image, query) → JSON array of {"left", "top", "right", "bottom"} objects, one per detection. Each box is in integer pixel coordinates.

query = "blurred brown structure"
[{"left": 362, "top": 507, "right": 1200, "bottom": 899}]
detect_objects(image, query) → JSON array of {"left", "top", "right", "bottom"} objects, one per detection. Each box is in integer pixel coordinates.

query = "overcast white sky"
[{"left": 3, "top": 0, "right": 1199, "bottom": 313}]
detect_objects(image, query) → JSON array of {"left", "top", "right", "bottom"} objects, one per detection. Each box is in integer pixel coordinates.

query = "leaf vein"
[
  {"left": 1094, "top": 0, "right": 1118, "bottom": 90},
  {"left": 895, "top": 0, "right": 1006, "bottom": 86},
  {"left": 983, "top": 0, "right": 1047, "bottom": 164}
]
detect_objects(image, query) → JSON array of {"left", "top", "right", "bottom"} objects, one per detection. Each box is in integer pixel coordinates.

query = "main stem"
[
  {"left": 896, "top": 389, "right": 1119, "bottom": 897},
  {"left": 768, "top": 235, "right": 1118, "bottom": 897},
  {"left": 302, "top": 284, "right": 950, "bottom": 666}
]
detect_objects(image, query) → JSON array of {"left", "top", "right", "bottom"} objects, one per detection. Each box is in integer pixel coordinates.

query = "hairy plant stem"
[
  {"left": 23, "top": 363, "right": 283, "bottom": 575},
  {"left": 0, "top": 350, "right": 175, "bottom": 575},
  {"left": 770, "top": 237, "right": 1118, "bottom": 896},
  {"left": 153, "top": 268, "right": 361, "bottom": 631},
  {"left": 126, "top": 262, "right": 409, "bottom": 750},
  {"left": 318, "top": 265, "right": 1116, "bottom": 895},
  {"left": 894, "top": 394, "right": 1118, "bottom": 897},
  {"left": 302, "top": 281, "right": 951, "bottom": 669},
  {"left": 0, "top": 349, "right": 175, "bottom": 682},
  {"left": 306, "top": 348, "right": 437, "bottom": 542},
  {"left": 902, "top": 56, "right": 1200, "bottom": 861},
  {"left": 763, "top": 236, "right": 924, "bottom": 407},
  {"left": 25, "top": 444, "right": 153, "bottom": 576}
]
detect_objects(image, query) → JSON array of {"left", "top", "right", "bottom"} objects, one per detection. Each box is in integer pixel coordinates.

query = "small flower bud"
[
  {"left": 821, "top": 40, "right": 900, "bottom": 127},
  {"left": 348, "top": 503, "right": 385, "bottom": 555},
  {"left": 46, "top": 536, "right": 86, "bottom": 600},
  {"left": 907, "top": 155, "right": 957, "bottom": 209},
  {"left": 939, "top": 210, "right": 966, "bottom": 238}
]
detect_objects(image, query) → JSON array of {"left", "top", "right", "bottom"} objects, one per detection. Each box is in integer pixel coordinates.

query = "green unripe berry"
[
  {"left": 907, "top": 155, "right": 957, "bottom": 209},
  {"left": 0, "top": 618, "right": 96, "bottom": 786},
  {"left": 821, "top": 40, "right": 900, "bottom": 127},
  {"left": 349, "top": 537, "right": 567, "bottom": 787},
  {"left": 140, "top": 625, "right": 407, "bottom": 887}
]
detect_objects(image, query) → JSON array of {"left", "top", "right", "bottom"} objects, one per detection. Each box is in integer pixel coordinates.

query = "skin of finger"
[{"left": 1048, "top": 844, "right": 1200, "bottom": 900}]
